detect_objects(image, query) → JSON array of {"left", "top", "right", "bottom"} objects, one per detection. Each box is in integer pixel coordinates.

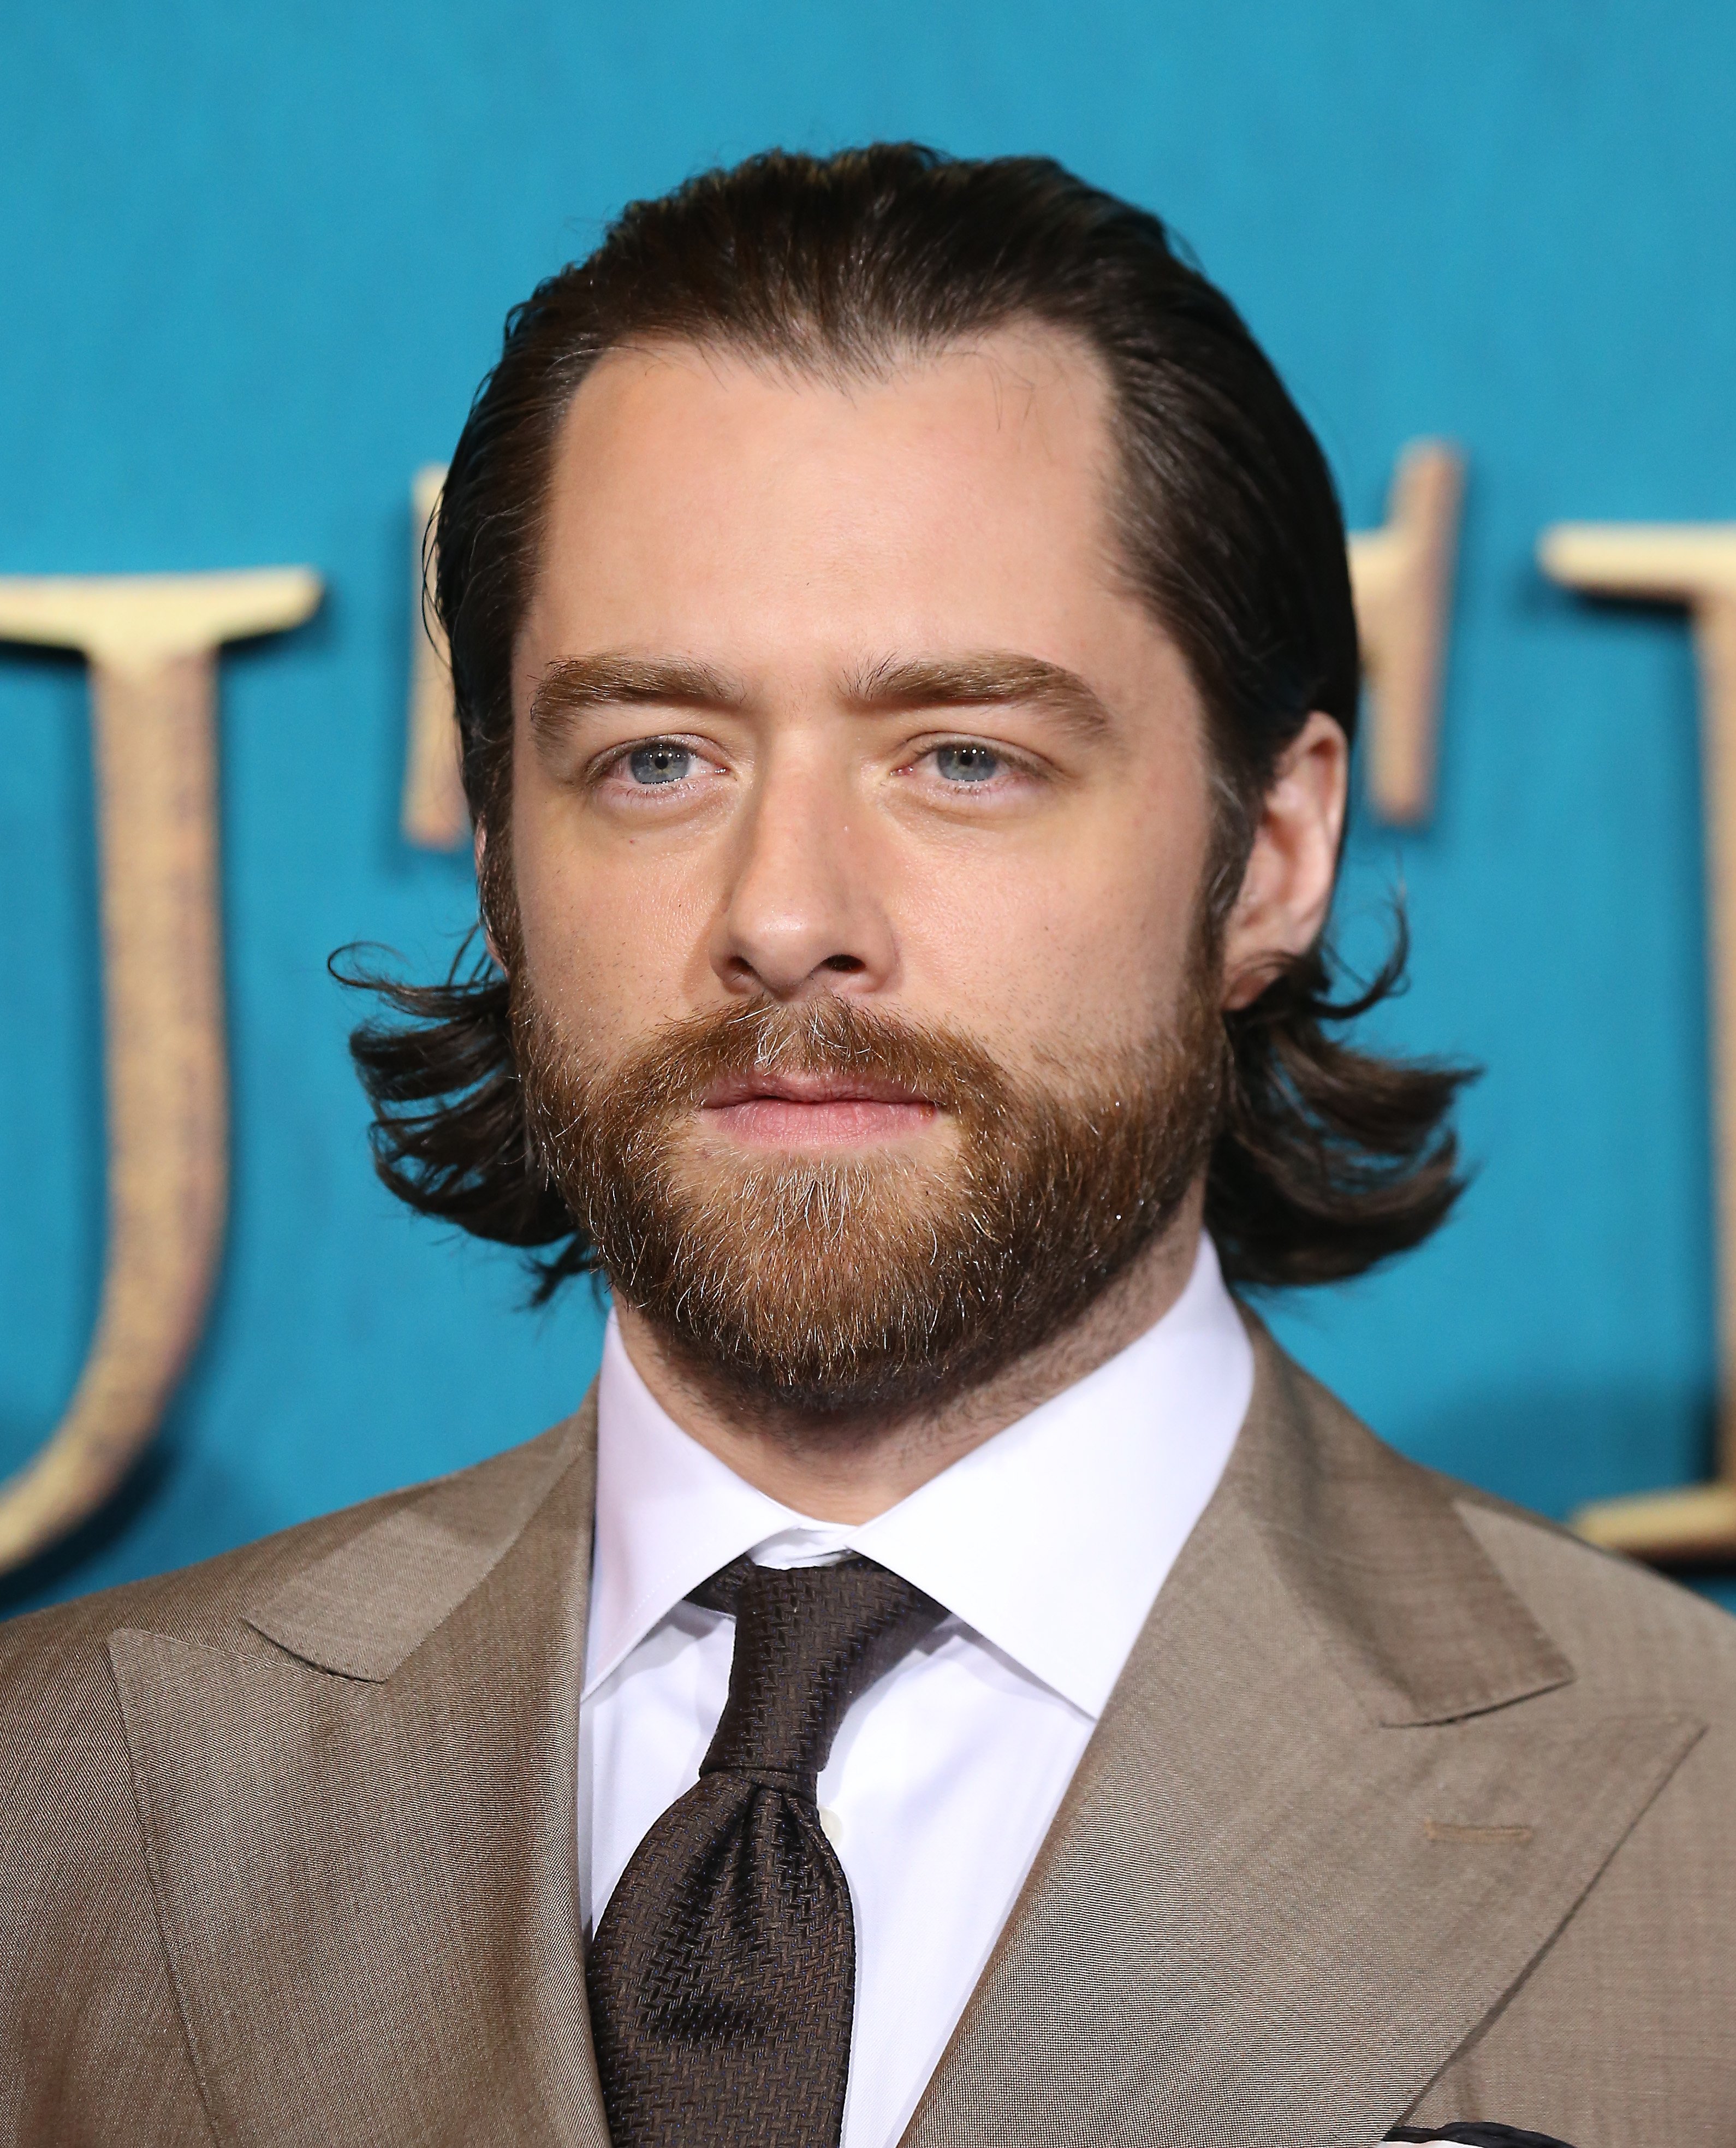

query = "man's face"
[{"left": 505, "top": 328, "right": 1256, "bottom": 1420}]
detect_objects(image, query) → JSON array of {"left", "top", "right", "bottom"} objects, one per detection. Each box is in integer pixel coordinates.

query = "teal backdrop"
[{"left": 4, "top": 2, "right": 1735, "bottom": 1615}]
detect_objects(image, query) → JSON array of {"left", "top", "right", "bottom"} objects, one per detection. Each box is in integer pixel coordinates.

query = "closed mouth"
[{"left": 698, "top": 1071, "right": 941, "bottom": 1147}]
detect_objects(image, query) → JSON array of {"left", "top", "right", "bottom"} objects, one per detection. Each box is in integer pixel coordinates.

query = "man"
[{"left": 2, "top": 146, "right": 1731, "bottom": 2148}]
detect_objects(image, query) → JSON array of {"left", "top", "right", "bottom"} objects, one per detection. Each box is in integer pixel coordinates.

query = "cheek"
[
  {"left": 893, "top": 817, "right": 1205, "bottom": 1060},
  {"left": 507, "top": 776, "right": 711, "bottom": 1042}
]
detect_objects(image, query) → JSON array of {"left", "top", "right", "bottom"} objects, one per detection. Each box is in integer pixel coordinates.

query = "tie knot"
[{"left": 691, "top": 1554, "right": 945, "bottom": 1797}]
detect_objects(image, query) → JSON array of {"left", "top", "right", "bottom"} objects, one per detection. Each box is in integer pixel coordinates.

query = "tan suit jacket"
[{"left": 3, "top": 1320, "right": 1733, "bottom": 2147}]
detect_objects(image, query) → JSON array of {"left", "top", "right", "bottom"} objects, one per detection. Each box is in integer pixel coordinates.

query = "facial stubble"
[{"left": 513, "top": 935, "right": 1227, "bottom": 1436}]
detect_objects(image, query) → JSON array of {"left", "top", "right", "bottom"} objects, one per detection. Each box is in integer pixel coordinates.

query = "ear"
[
  {"left": 1220, "top": 712, "right": 1349, "bottom": 1011},
  {"left": 473, "top": 821, "right": 509, "bottom": 974}
]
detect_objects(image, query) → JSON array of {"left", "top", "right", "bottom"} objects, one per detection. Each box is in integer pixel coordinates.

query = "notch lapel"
[
  {"left": 109, "top": 1403, "right": 611, "bottom": 2148},
  {"left": 902, "top": 1330, "right": 1701, "bottom": 2148}
]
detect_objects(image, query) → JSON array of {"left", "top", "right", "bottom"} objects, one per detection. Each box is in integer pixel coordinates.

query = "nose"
[{"left": 709, "top": 753, "right": 897, "bottom": 1000}]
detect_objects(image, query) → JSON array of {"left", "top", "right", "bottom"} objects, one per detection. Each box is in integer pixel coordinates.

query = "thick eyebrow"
[
  {"left": 845, "top": 652, "right": 1114, "bottom": 743},
  {"left": 528, "top": 653, "right": 746, "bottom": 744}
]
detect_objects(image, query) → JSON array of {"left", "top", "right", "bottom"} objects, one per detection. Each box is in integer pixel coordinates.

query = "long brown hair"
[{"left": 347, "top": 145, "right": 1472, "bottom": 1298}]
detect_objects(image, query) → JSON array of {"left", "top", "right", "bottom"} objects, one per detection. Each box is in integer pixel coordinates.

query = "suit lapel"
[
  {"left": 110, "top": 1402, "right": 611, "bottom": 2148},
  {"left": 903, "top": 1328, "right": 1702, "bottom": 2148}
]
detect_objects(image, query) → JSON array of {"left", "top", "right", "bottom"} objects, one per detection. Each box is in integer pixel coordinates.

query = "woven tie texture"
[{"left": 587, "top": 1552, "right": 946, "bottom": 2148}]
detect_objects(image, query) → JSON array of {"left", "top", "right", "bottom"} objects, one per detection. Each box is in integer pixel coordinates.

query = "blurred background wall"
[{"left": 4, "top": 0, "right": 1735, "bottom": 1615}]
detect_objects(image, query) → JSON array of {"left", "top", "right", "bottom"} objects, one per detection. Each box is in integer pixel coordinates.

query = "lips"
[
  {"left": 701, "top": 1072, "right": 938, "bottom": 1111},
  {"left": 698, "top": 1071, "right": 940, "bottom": 1147}
]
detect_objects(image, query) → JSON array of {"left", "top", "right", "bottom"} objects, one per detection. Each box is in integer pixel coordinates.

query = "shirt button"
[{"left": 818, "top": 1806, "right": 845, "bottom": 1848}]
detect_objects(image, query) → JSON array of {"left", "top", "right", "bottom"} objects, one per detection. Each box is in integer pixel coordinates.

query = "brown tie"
[{"left": 587, "top": 1552, "right": 946, "bottom": 2147}]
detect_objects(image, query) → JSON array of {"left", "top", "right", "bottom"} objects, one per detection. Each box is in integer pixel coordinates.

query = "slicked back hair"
[{"left": 348, "top": 144, "right": 1471, "bottom": 1298}]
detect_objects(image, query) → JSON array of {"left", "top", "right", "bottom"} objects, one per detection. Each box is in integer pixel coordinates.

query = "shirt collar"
[{"left": 584, "top": 1235, "right": 1252, "bottom": 1717}]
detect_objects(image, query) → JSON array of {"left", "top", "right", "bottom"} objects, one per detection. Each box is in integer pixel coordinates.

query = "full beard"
[{"left": 514, "top": 960, "right": 1226, "bottom": 1432}]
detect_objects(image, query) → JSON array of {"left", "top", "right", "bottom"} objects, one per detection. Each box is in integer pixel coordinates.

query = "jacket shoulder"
[
  {"left": 1449, "top": 1474, "right": 1736, "bottom": 1718},
  {"left": 0, "top": 1410, "right": 590, "bottom": 2137},
  {"left": 0, "top": 1413, "right": 580, "bottom": 1694},
  {"left": 1247, "top": 1316, "right": 1736, "bottom": 1720}
]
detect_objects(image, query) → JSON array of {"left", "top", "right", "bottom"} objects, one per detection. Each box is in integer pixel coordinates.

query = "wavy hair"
[{"left": 347, "top": 145, "right": 1473, "bottom": 1297}]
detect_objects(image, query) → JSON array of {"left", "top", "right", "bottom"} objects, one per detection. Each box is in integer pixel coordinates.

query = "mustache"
[{"left": 560, "top": 996, "right": 1014, "bottom": 1124}]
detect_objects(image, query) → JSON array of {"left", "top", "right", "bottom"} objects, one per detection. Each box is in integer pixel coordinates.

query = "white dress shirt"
[{"left": 579, "top": 1234, "right": 1253, "bottom": 2148}]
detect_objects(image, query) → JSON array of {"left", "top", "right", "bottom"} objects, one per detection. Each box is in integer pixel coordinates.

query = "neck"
[{"left": 611, "top": 1194, "right": 1207, "bottom": 1523}]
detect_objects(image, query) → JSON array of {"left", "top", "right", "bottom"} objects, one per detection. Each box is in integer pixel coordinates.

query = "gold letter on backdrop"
[
  {"left": 399, "top": 465, "right": 467, "bottom": 850},
  {"left": 1541, "top": 522, "right": 1736, "bottom": 1562},
  {"left": 0, "top": 568, "right": 322, "bottom": 1574},
  {"left": 1349, "top": 440, "right": 1466, "bottom": 827}
]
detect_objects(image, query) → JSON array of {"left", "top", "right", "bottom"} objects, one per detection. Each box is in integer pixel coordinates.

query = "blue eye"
[
  {"left": 933, "top": 743, "right": 1001, "bottom": 784},
  {"left": 627, "top": 742, "right": 695, "bottom": 786}
]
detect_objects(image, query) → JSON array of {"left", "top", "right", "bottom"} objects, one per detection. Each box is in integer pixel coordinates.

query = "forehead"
[{"left": 525, "top": 325, "right": 1127, "bottom": 657}]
